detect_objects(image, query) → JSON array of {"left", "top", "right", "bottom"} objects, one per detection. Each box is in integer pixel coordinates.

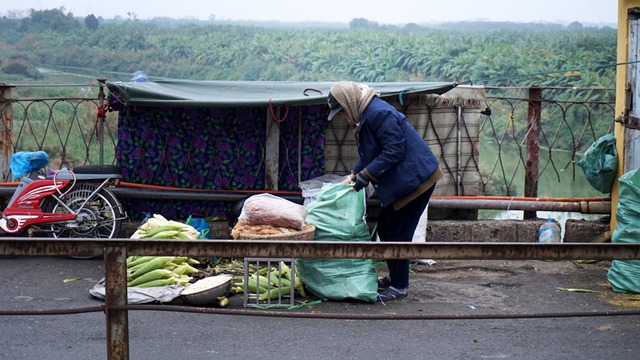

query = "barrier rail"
[
  {"left": 1, "top": 237, "right": 640, "bottom": 360},
  {"left": 0, "top": 83, "right": 615, "bottom": 200}
]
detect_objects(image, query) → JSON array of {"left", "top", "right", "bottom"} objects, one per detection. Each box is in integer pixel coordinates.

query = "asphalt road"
[{"left": 1, "top": 256, "right": 639, "bottom": 360}]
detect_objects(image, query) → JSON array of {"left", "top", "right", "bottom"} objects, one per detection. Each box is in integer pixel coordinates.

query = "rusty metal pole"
[
  {"left": 0, "top": 84, "right": 13, "bottom": 181},
  {"left": 524, "top": 87, "right": 542, "bottom": 219},
  {"left": 104, "top": 244, "right": 129, "bottom": 360},
  {"left": 97, "top": 78, "right": 107, "bottom": 165}
]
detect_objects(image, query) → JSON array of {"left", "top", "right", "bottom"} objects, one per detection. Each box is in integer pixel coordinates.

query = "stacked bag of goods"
[{"left": 231, "top": 193, "right": 314, "bottom": 240}]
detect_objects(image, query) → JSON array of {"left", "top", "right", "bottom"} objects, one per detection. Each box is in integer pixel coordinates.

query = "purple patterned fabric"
[{"left": 115, "top": 104, "right": 326, "bottom": 221}]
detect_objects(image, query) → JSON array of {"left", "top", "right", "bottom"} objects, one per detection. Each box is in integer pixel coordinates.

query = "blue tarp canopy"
[{"left": 106, "top": 80, "right": 456, "bottom": 108}]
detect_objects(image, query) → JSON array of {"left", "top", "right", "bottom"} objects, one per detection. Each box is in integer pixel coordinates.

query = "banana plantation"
[
  {"left": 0, "top": 9, "right": 616, "bottom": 88},
  {"left": 0, "top": 9, "right": 618, "bottom": 200}
]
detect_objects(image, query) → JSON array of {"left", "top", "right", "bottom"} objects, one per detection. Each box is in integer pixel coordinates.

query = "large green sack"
[
  {"left": 305, "top": 183, "right": 371, "bottom": 240},
  {"left": 575, "top": 133, "right": 618, "bottom": 194},
  {"left": 607, "top": 168, "right": 640, "bottom": 293},
  {"left": 297, "top": 183, "right": 377, "bottom": 302}
]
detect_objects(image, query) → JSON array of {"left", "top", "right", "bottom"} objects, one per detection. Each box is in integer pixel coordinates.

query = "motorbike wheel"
[{"left": 43, "top": 183, "right": 124, "bottom": 254}]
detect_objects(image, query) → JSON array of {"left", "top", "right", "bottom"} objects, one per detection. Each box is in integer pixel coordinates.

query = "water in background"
[{"left": 478, "top": 140, "right": 609, "bottom": 237}]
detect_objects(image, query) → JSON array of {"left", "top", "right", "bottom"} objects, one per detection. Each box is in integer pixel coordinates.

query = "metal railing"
[
  {"left": 0, "top": 82, "right": 616, "bottom": 199},
  {"left": 2, "top": 237, "right": 640, "bottom": 360},
  {"left": 0, "top": 79, "right": 118, "bottom": 175},
  {"left": 480, "top": 86, "right": 615, "bottom": 199},
  {"left": 0, "top": 83, "right": 626, "bottom": 360}
]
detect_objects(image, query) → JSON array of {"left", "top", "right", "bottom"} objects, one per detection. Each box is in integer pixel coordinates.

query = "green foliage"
[
  {"left": 18, "top": 8, "right": 80, "bottom": 33},
  {"left": 84, "top": 14, "right": 100, "bottom": 31},
  {"left": 0, "top": 57, "right": 42, "bottom": 79},
  {"left": 0, "top": 11, "right": 616, "bottom": 87},
  {"left": 349, "top": 18, "right": 379, "bottom": 29}
]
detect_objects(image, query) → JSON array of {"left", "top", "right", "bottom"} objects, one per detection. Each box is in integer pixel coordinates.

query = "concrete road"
[{"left": 1, "top": 256, "right": 639, "bottom": 360}]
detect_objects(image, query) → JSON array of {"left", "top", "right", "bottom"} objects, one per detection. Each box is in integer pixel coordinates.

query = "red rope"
[
  {"left": 268, "top": 99, "right": 290, "bottom": 123},
  {"left": 95, "top": 104, "right": 109, "bottom": 137}
]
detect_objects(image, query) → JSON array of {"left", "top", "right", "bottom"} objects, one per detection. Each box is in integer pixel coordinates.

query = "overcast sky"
[{"left": 1, "top": 0, "right": 618, "bottom": 26}]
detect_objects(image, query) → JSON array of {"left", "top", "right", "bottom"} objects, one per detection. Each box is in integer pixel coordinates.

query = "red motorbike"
[{"left": 0, "top": 152, "right": 126, "bottom": 239}]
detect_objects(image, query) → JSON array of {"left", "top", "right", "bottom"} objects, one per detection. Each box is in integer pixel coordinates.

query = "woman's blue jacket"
[{"left": 352, "top": 97, "right": 440, "bottom": 208}]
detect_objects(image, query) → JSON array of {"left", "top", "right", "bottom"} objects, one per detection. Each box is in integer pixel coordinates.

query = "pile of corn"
[
  {"left": 233, "top": 262, "right": 306, "bottom": 300},
  {"left": 126, "top": 256, "right": 200, "bottom": 288},
  {"left": 130, "top": 214, "right": 200, "bottom": 239},
  {"left": 126, "top": 214, "right": 203, "bottom": 288}
]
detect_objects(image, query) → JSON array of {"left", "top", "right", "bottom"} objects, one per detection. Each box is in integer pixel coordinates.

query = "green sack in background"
[
  {"left": 297, "top": 183, "right": 377, "bottom": 303},
  {"left": 607, "top": 168, "right": 640, "bottom": 293},
  {"left": 575, "top": 133, "right": 618, "bottom": 194}
]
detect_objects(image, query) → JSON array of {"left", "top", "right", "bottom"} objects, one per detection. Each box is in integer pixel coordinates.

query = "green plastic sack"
[
  {"left": 607, "top": 168, "right": 640, "bottom": 293},
  {"left": 305, "top": 183, "right": 370, "bottom": 241},
  {"left": 575, "top": 133, "right": 618, "bottom": 194},
  {"left": 297, "top": 183, "right": 377, "bottom": 302}
]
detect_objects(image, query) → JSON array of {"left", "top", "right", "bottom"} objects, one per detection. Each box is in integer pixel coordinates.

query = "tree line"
[{"left": 0, "top": 8, "right": 616, "bottom": 93}]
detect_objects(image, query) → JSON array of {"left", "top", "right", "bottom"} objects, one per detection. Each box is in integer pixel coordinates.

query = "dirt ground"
[
  {"left": 219, "top": 258, "right": 640, "bottom": 315},
  {"left": 387, "top": 259, "right": 640, "bottom": 313}
]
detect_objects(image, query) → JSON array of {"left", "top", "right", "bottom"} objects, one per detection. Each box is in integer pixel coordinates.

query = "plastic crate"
[{"left": 243, "top": 258, "right": 296, "bottom": 307}]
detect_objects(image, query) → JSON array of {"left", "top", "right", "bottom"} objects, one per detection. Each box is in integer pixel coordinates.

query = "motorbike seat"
[{"left": 73, "top": 164, "right": 122, "bottom": 176}]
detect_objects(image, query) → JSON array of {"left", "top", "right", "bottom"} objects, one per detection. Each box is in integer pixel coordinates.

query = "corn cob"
[
  {"left": 176, "top": 275, "right": 193, "bottom": 286},
  {"left": 128, "top": 256, "right": 173, "bottom": 280},
  {"left": 259, "top": 285, "right": 292, "bottom": 301},
  {"left": 134, "top": 278, "right": 177, "bottom": 288},
  {"left": 148, "top": 230, "right": 180, "bottom": 239},
  {"left": 217, "top": 296, "right": 229, "bottom": 307},
  {"left": 279, "top": 261, "right": 292, "bottom": 280},
  {"left": 244, "top": 278, "right": 268, "bottom": 294},
  {"left": 142, "top": 224, "right": 184, "bottom": 237},
  {"left": 126, "top": 256, "right": 156, "bottom": 268},
  {"left": 171, "top": 256, "right": 189, "bottom": 264},
  {"left": 128, "top": 268, "right": 177, "bottom": 287},
  {"left": 293, "top": 267, "right": 305, "bottom": 297},
  {"left": 171, "top": 264, "right": 189, "bottom": 276}
]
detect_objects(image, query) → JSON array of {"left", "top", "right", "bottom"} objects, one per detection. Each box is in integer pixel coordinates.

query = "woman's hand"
[
  {"left": 352, "top": 172, "right": 370, "bottom": 192},
  {"left": 341, "top": 174, "right": 354, "bottom": 185}
]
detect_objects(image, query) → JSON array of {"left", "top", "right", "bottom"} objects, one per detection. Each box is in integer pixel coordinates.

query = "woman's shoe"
[
  {"left": 377, "top": 276, "right": 391, "bottom": 289},
  {"left": 377, "top": 286, "right": 407, "bottom": 302}
]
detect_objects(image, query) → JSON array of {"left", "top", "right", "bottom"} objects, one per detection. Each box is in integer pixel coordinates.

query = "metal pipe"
[
  {"left": 0, "top": 184, "right": 612, "bottom": 214},
  {"left": 120, "top": 304, "right": 640, "bottom": 321},
  {"left": 107, "top": 187, "right": 611, "bottom": 214},
  {"left": 97, "top": 78, "right": 106, "bottom": 165},
  {"left": 427, "top": 198, "right": 611, "bottom": 214},
  {"left": 110, "top": 187, "right": 302, "bottom": 203},
  {"left": 2, "top": 238, "right": 639, "bottom": 260},
  {"left": 3, "top": 303, "right": 640, "bottom": 321},
  {"left": 104, "top": 245, "right": 129, "bottom": 360}
]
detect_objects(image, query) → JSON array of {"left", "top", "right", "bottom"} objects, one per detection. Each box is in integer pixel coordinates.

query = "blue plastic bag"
[
  {"left": 185, "top": 215, "right": 211, "bottom": 239},
  {"left": 10, "top": 151, "right": 49, "bottom": 178}
]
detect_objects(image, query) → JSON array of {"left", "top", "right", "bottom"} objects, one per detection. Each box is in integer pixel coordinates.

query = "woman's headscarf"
[{"left": 328, "top": 81, "right": 379, "bottom": 141}]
